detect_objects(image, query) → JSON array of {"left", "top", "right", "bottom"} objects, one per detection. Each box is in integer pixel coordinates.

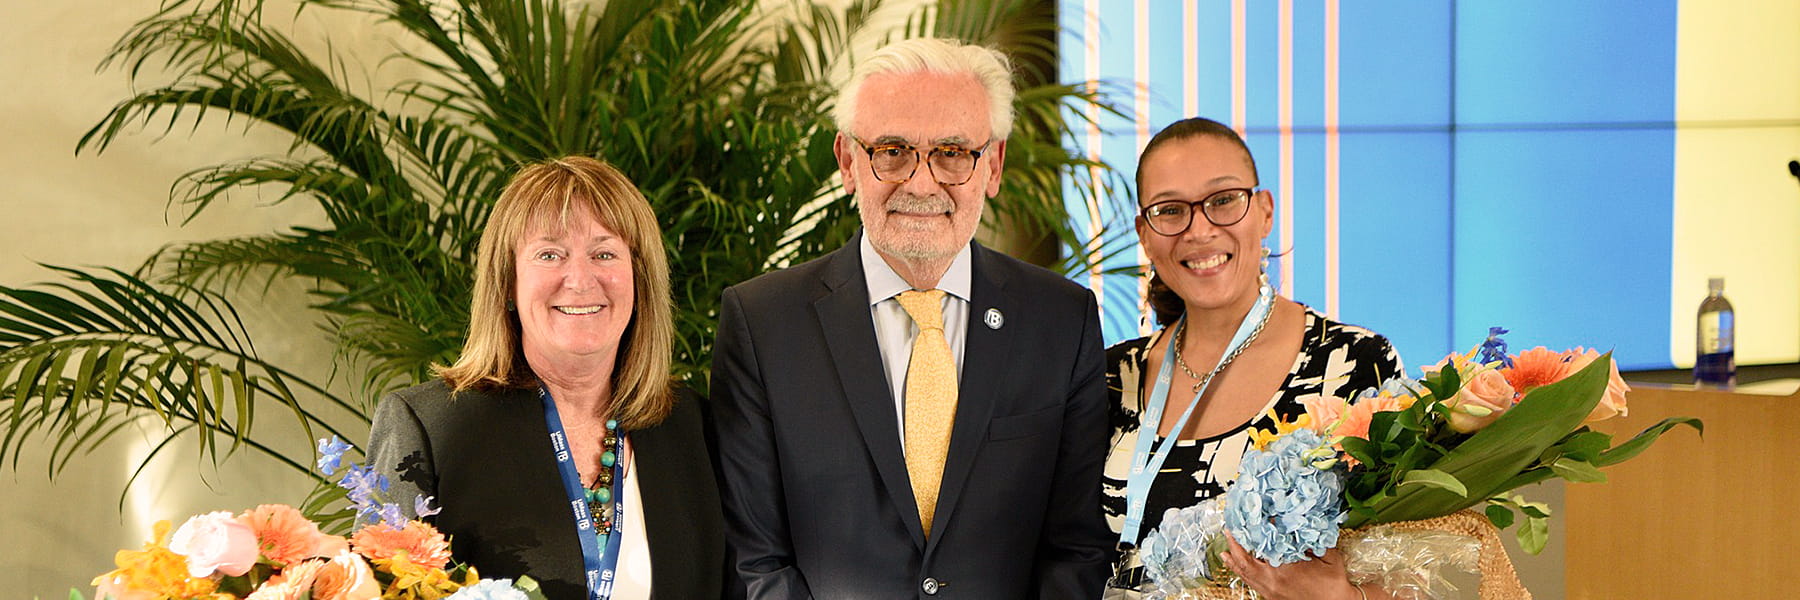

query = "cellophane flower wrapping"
[{"left": 1341, "top": 526, "right": 1480, "bottom": 600}]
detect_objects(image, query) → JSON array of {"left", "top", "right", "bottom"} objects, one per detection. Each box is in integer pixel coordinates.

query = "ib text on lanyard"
[
  {"left": 1115, "top": 283, "right": 1275, "bottom": 562},
  {"left": 541, "top": 389, "right": 628, "bottom": 600}
]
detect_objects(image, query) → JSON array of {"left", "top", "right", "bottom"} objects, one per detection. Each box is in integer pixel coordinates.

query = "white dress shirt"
[
  {"left": 613, "top": 445, "right": 652, "bottom": 599},
  {"left": 860, "top": 233, "right": 972, "bottom": 451}
]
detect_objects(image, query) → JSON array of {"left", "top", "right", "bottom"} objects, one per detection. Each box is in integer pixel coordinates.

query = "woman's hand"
[{"left": 1222, "top": 533, "right": 1367, "bottom": 600}]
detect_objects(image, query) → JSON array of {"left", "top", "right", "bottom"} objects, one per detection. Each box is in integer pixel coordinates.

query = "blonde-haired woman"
[{"left": 369, "top": 156, "right": 723, "bottom": 600}]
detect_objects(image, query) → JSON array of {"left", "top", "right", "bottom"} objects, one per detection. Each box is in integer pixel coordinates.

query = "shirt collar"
[{"left": 860, "top": 231, "right": 973, "bottom": 306}]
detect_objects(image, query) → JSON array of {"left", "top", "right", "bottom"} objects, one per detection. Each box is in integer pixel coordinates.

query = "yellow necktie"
[{"left": 897, "top": 289, "right": 957, "bottom": 537}]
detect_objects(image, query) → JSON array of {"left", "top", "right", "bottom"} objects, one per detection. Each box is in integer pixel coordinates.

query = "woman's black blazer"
[{"left": 367, "top": 379, "right": 725, "bottom": 600}]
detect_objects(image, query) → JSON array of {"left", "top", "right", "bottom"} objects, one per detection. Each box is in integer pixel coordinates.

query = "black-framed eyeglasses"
[
  {"left": 852, "top": 136, "right": 994, "bottom": 186},
  {"left": 1138, "top": 187, "right": 1257, "bottom": 236}
]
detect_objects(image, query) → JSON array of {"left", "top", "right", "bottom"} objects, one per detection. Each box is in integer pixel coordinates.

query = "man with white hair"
[{"left": 710, "top": 37, "right": 1112, "bottom": 599}]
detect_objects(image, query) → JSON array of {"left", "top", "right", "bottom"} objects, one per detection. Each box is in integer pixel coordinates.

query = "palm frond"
[
  {"left": 0, "top": 266, "right": 347, "bottom": 483},
  {"left": 9, "top": 0, "right": 1134, "bottom": 504}
]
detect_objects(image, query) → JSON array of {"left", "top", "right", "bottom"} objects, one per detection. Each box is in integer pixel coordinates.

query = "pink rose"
[
  {"left": 1446, "top": 368, "right": 1516, "bottom": 433},
  {"left": 310, "top": 550, "right": 380, "bottom": 600},
  {"left": 247, "top": 559, "right": 324, "bottom": 600},
  {"left": 169, "top": 511, "right": 260, "bottom": 578},
  {"left": 1565, "top": 348, "right": 1630, "bottom": 423}
]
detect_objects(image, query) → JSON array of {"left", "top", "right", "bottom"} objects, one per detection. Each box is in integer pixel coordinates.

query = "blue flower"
[
  {"left": 1477, "top": 326, "right": 1513, "bottom": 368},
  {"left": 378, "top": 502, "right": 407, "bottom": 529},
  {"left": 447, "top": 579, "right": 527, "bottom": 600},
  {"left": 415, "top": 494, "right": 442, "bottom": 519},
  {"left": 1223, "top": 429, "right": 1347, "bottom": 567},
  {"left": 337, "top": 463, "right": 394, "bottom": 526},
  {"left": 316, "top": 436, "right": 353, "bottom": 476},
  {"left": 1139, "top": 498, "right": 1232, "bottom": 593}
]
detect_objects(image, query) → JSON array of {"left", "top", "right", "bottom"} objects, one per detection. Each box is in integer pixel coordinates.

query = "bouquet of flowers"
[
  {"left": 1139, "top": 329, "right": 1702, "bottom": 599},
  {"left": 85, "top": 438, "right": 545, "bottom": 600}
]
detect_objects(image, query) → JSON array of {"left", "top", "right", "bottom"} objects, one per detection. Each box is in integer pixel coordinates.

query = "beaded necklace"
[{"left": 584, "top": 418, "right": 624, "bottom": 545}]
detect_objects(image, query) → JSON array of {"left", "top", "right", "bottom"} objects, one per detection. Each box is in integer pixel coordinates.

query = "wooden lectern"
[{"left": 1564, "top": 381, "right": 1797, "bottom": 599}]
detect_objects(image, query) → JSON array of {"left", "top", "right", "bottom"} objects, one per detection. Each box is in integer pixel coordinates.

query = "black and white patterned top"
[{"left": 1100, "top": 305, "right": 1404, "bottom": 548}]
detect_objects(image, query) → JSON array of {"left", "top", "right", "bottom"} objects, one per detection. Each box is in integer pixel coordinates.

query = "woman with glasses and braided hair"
[{"left": 1099, "top": 117, "right": 1405, "bottom": 600}]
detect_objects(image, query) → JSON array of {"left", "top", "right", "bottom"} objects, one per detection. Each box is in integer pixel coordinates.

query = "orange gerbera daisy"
[
  {"left": 1500, "top": 346, "right": 1572, "bottom": 396},
  {"left": 240, "top": 504, "right": 346, "bottom": 566},
  {"left": 350, "top": 521, "right": 453, "bottom": 570}
]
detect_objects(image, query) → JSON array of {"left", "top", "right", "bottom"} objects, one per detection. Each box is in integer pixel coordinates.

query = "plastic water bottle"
[{"left": 1694, "top": 277, "right": 1735, "bottom": 386}]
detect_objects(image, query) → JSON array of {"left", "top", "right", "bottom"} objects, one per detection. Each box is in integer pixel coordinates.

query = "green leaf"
[
  {"left": 1595, "top": 417, "right": 1704, "bottom": 467},
  {"left": 1517, "top": 513, "right": 1550, "bottom": 555},
  {"left": 1399, "top": 469, "right": 1468, "bottom": 496},
  {"left": 1543, "top": 428, "right": 1612, "bottom": 463},
  {"left": 1550, "top": 457, "right": 1607, "bottom": 483},
  {"left": 1484, "top": 503, "right": 1515, "bottom": 529},
  {"left": 515, "top": 575, "right": 549, "bottom": 600}
]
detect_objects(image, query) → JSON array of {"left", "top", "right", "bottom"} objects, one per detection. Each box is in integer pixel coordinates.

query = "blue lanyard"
[
  {"left": 1118, "top": 284, "right": 1274, "bottom": 547},
  {"left": 541, "top": 390, "right": 627, "bottom": 600}
]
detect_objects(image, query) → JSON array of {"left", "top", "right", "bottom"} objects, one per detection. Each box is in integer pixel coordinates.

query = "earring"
[{"left": 1259, "top": 246, "right": 1273, "bottom": 290}]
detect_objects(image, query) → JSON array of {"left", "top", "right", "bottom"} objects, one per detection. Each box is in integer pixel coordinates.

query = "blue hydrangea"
[
  {"left": 1358, "top": 376, "right": 1417, "bottom": 402},
  {"left": 1139, "top": 497, "right": 1232, "bottom": 594},
  {"left": 1223, "top": 429, "right": 1347, "bottom": 567},
  {"left": 447, "top": 579, "right": 527, "bottom": 600}
]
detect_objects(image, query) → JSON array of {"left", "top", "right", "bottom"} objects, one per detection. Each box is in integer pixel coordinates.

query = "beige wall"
[{"left": 2, "top": 1, "right": 369, "bottom": 596}]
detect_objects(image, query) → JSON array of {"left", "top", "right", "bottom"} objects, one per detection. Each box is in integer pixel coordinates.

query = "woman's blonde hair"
[{"left": 437, "top": 156, "right": 674, "bottom": 429}]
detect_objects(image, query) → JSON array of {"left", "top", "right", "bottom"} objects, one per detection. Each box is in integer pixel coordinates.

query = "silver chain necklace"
[{"left": 1171, "top": 303, "right": 1273, "bottom": 394}]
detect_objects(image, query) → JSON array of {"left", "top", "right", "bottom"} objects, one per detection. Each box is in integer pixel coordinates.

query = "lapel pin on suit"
[{"left": 983, "top": 308, "right": 1004, "bottom": 330}]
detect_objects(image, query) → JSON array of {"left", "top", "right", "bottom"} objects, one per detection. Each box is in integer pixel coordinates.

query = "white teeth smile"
[
  {"left": 555, "top": 305, "right": 603, "bottom": 315},
  {"left": 1183, "top": 255, "right": 1229, "bottom": 270}
]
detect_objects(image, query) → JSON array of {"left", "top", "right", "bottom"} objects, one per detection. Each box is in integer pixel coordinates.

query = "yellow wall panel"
[{"left": 1670, "top": 0, "right": 1800, "bottom": 367}]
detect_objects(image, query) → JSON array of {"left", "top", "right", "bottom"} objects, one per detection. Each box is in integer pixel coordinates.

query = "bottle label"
[{"left": 1699, "top": 312, "right": 1734, "bottom": 354}]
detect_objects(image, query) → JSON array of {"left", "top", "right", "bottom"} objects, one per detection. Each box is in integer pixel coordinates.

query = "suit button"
[{"left": 921, "top": 577, "right": 940, "bottom": 595}]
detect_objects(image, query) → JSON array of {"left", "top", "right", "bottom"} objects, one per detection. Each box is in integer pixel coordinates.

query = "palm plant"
[{"left": 0, "top": 0, "right": 1129, "bottom": 517}]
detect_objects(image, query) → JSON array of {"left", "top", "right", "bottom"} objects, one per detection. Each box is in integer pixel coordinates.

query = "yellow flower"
[
  {"left": 373, "top": 551, "right": 465, "bottom": 599},
  {"left": 91, "top": 520, "right": 227, "bottom": 600},
  {"left": 1248, "top": 409, "right": 1313, "bottom": 451}
]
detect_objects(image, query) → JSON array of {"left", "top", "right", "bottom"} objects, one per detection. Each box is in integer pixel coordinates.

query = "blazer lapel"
[
  {"left": 926, "top": 242, "right": 1014, "bottom": 545},
  {"left": 812, "top": 239, "right": 928, "bottom": 550}
]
